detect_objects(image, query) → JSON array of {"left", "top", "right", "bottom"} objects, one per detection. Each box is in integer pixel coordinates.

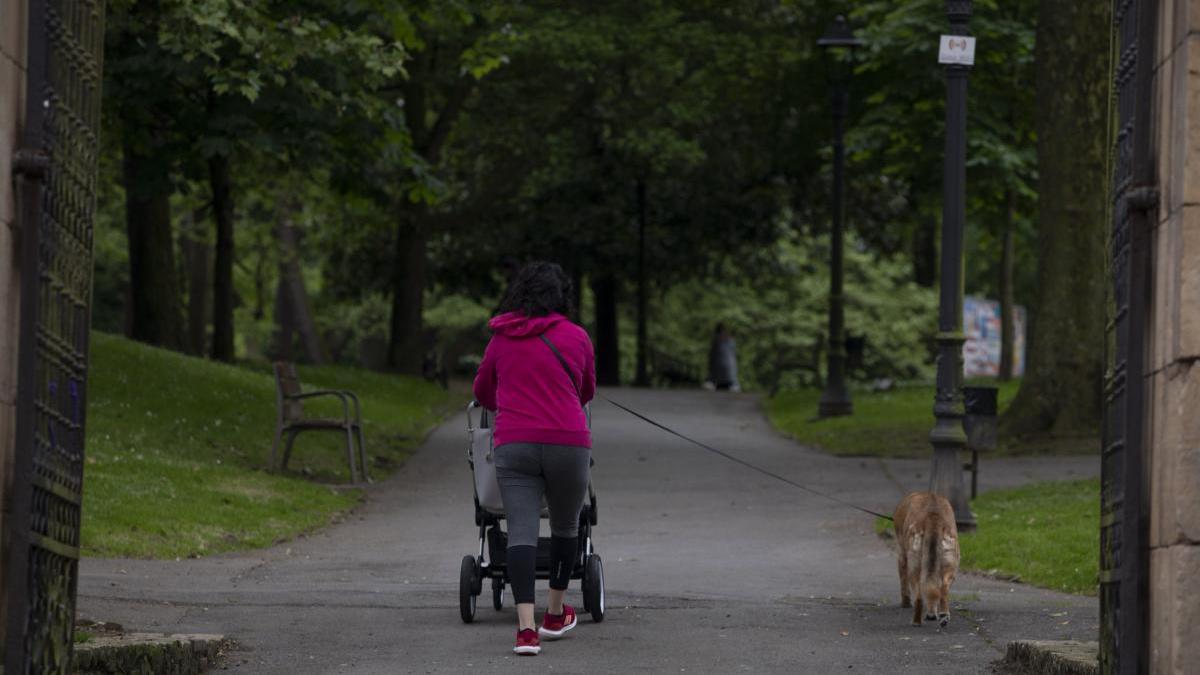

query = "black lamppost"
[
  {"left": 929, "top": 0, "right": 976, "bottom": 530},
  {"left": 817, "top": 16, "right": 861, "bottom": 419}
]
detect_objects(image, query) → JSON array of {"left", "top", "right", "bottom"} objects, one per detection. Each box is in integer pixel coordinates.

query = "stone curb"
[
  {"left": 72, "top": 633, "right": 228, "bottom": 675},
  {"left": 999, "top": 640, "right": 1099, "bottom": 675}
]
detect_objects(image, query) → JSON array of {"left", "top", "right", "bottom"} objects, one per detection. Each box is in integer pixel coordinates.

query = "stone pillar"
[
  {"left": 1147, "top": 1, "right": 1200, "bottom": 672},
  {"left": 0, "top": 0, "right": 26, "bottom": 652}
]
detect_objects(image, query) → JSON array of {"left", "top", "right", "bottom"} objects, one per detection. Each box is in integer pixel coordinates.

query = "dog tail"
[{"left": 921, "top": 513, "right": 942, "bottom": 585}]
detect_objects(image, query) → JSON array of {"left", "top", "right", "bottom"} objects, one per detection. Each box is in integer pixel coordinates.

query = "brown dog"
[{"left": 893, "top": 491, "right": 960, "bottom": 627}]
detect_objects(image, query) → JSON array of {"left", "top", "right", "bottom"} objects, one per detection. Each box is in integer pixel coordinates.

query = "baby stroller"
[{"left": 459, "top": 401, "right": 605, "bottom": 624}]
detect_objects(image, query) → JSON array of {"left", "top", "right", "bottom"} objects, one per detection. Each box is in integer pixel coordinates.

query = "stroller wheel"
[
  {"left": 492, "top": 579, "right": 505, "bottom": 611},
  {"left": 583, "top": 553, "right": 605, "bottom": 622},
  {"left": 459, "top": 555, "right": 478, "bottom": 623}
]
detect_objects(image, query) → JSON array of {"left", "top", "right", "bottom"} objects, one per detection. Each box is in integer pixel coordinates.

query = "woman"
[
  {"left": 707, "top": 323, "right": 741, "bottom": 392},
  {"left": 472, "top": 261, "right": 596, "bottom": 656}
]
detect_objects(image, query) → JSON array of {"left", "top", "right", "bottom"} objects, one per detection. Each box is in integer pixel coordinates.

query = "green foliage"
[
  {"left": 83, "top": 332, "right": 456, "bottom": 558},
  {"left": 151, "top": 0, "right": 405, "bottom": 103},
  {"left": 418, "top": 0, "right": 1041, "bottom": 384},
  {"left": 424, "top": 292, "right": 493, "bottom": 334},
  {"left": 314, "top": 292, "right": 393, "bottom": 364},
  {"left": 94, "top": 0, "right": 1048, "bottom": 394},
  {"left": 91, "top": 217, "right": 129, "bottom": 335},
  {"left": 849, "top": 0, "right": 1039, "bottom": 302},
  {"left": 651, "top": 231, "right": 938, "bottom": 391},
  {"left": 99, "top": 0, "right": 427, "bottom": 361},
  {"left": 105, "top": 0, "right": 413, "bottom": 173},
  {"left": 437, "top": 0, "right": 812, "bottom": 291},
  {"left": 960, "top": 479, "right": 1099, "bottom": 595}
]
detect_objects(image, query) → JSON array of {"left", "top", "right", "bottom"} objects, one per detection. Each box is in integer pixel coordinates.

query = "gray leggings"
[{"left": 494, "top": 443, "right": 591, "bottom": 546}]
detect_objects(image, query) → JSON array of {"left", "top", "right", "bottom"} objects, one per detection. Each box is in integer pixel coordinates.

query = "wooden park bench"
[{"left": 270, "top": 361, "right": 370, "bottom": 483}]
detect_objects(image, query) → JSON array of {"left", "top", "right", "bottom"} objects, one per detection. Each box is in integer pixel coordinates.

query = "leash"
[
  {"left": 534, "top": 334, "right": 892, "bottom": 521},
  {"left": 600, "top": 395, "right": 895, "bottom": 522}
]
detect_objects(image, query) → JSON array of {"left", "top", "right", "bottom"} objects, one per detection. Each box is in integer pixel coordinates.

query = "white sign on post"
[{"left": 938, "top": 35, "right": 976, "bottom": 65}]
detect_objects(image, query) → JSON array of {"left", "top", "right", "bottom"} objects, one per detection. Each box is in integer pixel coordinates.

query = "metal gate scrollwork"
[
  {"left": 1102, "top": 0, "right": 1155, "bottom": 673},
  {"left": 3, "top": 0, "right": 105, "bottom": 672}
]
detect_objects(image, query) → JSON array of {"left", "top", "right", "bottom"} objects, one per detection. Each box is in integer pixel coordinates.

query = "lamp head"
[{"left": 817, "top": 16, "right": 863, "bottom": 51}]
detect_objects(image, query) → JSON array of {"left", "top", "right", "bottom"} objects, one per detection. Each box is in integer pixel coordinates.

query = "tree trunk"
[
  {"left": 635, "top": 180, "right": 650, "bottom": 387},
  {"left": 380, "top": 43, "right": 472, "bottom": 377},
  {"left": 252, "top": 230, "right": 269, "bottom": 320},
  {"left": 1001, "top": 0, "right": 1109, "bottom": 436},
  {"left": 998, "top": 189, "right": 1016, "bottom": 381},
  {"left": 388, "top": 218, "right": 427, "bottom": 375},
  {"left": 123, "top": 135, "right": 184, "bottom": 350},
  {"left": 209, "top": 154, "right": 236, "bottom": 362},
  {"left": 593, "top": 275, "right": 620, "bottom": 386},
  {"left": 272, "top": 212, "right": 326, "bottom": 364},
  {"left": 182, "top": 207, "right": 210, "bottom": 356},
  {"left": 272, "top": 262, "right": 296, "bottom": 362}
]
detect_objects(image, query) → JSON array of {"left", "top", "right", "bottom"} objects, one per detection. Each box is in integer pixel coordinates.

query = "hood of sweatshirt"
[{"left": 488, "top": 311, "right": 566, "bottom": 338}]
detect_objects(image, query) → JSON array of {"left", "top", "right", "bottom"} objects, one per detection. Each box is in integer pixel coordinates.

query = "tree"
[
  {"left": 435, "top": 1, "right": 808, "bottom": 382},
  {"left": 364, "top": 2, "right": 517, "bottom": 374},
  {"left": 122, "top": 131, "right": 186, "bottom": 350},
  {"left": 1000, "top": 0, "right": 1109, "bottom": 436},
  {"left": 964, "top": 3, "right": 1038, "bottom": 381},
  {"left": 852, "top": 0, "right": 1039, "bottom": 384},
  {"left": 180, "top": 205, "right": 211, "bottom": 355},
  {"left": 105, "top": 5, "right": 188, "bottom": 350},
  {"left": 851, "top": 1, "right": 1037, "bottom": 273},
  {"left": 104, "top": 0, "right": 408, "bottom": 355}
]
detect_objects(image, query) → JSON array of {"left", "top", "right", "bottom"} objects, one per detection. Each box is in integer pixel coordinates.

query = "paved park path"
[{"left": 78, "top": 389, "right": 1099, "bottom": 674}]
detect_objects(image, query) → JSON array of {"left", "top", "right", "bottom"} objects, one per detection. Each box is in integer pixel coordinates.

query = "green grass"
[
  {"left": 962, "top": 479, "right": 1099, "bottom": 594},
  {"left": 877, "top": 479, "right": 1099, "bottom": 595},
  {"left": 83, "top": 332, "right": 459, "bottom": 559},
  {"left": 766, "top": 380, "right": 1095, "bottom": 457}
]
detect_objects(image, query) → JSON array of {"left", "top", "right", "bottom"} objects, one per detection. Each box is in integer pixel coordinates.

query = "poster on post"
[{"left": 962, "top": 296, "right": 1026, "bottom": 377}]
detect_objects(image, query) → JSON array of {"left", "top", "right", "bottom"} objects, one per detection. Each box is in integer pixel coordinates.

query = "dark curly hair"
[{"left": 497, "top": 261, "right": 574, "bottom": 318}]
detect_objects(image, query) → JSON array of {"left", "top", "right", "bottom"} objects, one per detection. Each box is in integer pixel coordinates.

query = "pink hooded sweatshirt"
[{"left": 473, "top": 312, "right": 596, "bottom": 448}]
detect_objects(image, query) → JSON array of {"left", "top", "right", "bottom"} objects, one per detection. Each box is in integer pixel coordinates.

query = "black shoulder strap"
[{"left": 539, "top": 334, "right": 581, "bottom": 398}]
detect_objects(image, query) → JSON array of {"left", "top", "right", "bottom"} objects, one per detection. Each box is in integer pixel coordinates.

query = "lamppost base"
[{"left": 929, "top": 442, "right": 975, "bottom": 532}]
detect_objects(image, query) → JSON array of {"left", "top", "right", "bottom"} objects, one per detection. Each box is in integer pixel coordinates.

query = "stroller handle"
[
  {"left": 469, "top": 401, "right": 589, "bottom": 429},
  {"left": 467, "top": 400, "right": 491, "bottom": 431}
]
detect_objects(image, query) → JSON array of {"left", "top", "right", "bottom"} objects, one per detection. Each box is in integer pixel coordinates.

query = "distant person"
[
  {"left": 707, "top": 323, "right": 740, "bottom": 392},
  {"left": 473, "top": 261, "right": 596, "bottom": 656}
]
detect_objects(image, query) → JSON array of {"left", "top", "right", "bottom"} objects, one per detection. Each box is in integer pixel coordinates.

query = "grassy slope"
[
  {"left": 959, "top": 479, "right": 1099, "bottom": 595},
  {"left": 877, "top": 479, "right": 1099, "bottom": 595},
  {"left": 766, "top": 380, "right": 1095, "bottom": 457},
  {"left": 84, "top": 332, "right": 457, "bottom": 558}
]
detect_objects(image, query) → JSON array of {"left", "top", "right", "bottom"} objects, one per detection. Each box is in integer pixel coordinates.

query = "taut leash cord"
[{"left": 600, "top": 395, "right": 895, "bottom": 522}]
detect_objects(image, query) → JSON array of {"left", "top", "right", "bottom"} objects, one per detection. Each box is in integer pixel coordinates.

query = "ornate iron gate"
[
  {"left": 3, "top": 0, "right": 105, "bottom": 672},
  {"left": 1102, "top": 0, "right": 1156, "bottom": 672}
]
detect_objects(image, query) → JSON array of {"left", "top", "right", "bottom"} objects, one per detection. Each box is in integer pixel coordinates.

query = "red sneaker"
[
  {"left": 539, "top": 604, "right": 578, "bottom": 640},
  {"left": 513, "top": 628, "right": 540, "bottom": 655}
]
